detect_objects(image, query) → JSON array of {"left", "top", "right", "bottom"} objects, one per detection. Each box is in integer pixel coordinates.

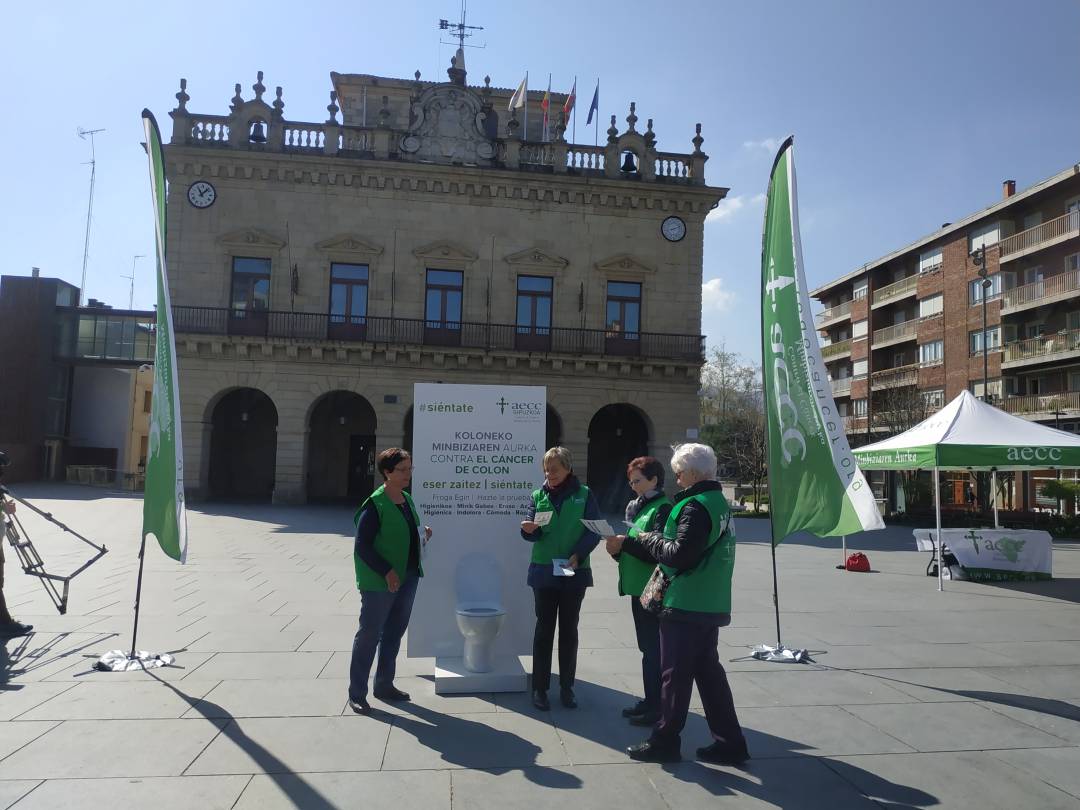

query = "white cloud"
[
  {"left": 702, "top": 277, "right": 735, "bottom": 313},
  {"left": 705, "top": 192, "right": 767, "bottom": 225},
  {"left": 743, "top": 137, "right": 782, "bottom": 152}
]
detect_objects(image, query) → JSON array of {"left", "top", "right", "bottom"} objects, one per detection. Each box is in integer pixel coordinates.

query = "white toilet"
[
  {"left": 455, "top": 604, "right": 506, "bottom": 672},
  {"left": 454, "top": 553, "right": 505, "bottom": 673}
]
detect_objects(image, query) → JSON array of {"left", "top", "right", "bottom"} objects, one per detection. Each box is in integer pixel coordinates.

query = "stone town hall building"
[{"left": 164, "top": 55, "right": 726, "bottom": 510}]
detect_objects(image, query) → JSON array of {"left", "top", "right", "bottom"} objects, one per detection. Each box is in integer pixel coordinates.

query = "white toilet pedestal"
[{"left": 434, "top": 655, "right": 528, "bottom": 695}]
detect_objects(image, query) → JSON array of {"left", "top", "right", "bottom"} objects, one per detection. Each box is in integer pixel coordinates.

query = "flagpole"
[
  {"left": 545, "top": 72, "right": 551, "bottom": 141},
  {"left": 594, "top": 79, "right": 599, "bottom": 147},
  {"left": 524, "top": 71, "right": 529, "bottom": 142},
  {"left": 128, "top": 532, "right": 149, "bottom": 659},
  {"left": 572, "top": 74, "right": 577, "bottom": 144},
  {"left": 760, "top": 204, "right": 783, "bottom": 651}
]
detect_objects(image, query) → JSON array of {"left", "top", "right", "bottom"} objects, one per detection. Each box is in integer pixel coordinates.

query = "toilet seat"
[{"left": 456, "top": 605, "right": 505, "bottom": 617}]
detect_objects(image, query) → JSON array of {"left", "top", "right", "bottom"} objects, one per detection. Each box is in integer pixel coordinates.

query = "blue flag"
[{"left": 585, "top": 81, "right": 599, "bottom": 125}]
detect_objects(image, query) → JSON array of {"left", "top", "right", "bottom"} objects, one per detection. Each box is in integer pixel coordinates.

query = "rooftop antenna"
[
  {"left": 77, "top": 127, "right": 105, "bottom": 306},
  {"left": 122, "top": 254, "right": 144, "bottom": 310},
  {"left": 439, "top": 0, "right": 485, "bottom": 51}
]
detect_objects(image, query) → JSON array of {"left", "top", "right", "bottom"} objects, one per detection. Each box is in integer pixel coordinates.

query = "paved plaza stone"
[{"left": 1, "top": 484, "right": 1079, "bottom": 808}]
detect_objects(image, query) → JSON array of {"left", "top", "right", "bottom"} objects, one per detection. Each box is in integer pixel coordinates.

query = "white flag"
[{"left": 508, "top": 74, "right": 527, "bottom": 110}]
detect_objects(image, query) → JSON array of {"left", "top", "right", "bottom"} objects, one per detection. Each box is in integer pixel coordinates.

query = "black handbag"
[{"left": 638, "top": 514, "right": 731, "bottom": 615}]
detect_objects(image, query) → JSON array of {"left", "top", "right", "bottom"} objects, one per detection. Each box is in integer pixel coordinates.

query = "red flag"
[{"left": 563, "top": 78, "right": 577, "bottom": 117}]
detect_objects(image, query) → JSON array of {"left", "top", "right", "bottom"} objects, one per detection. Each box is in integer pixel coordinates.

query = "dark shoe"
[
  {"left": 627, "top": 738, "right": 681, "bottom": 763},
  {"left": 622, "top": 700, "right": 648, "bottom": 718},
  {"left": 697, "top": 741, "right": 750, "bottom": 766},
  {"left": 560, "top": 687, "right": 577, "bottom": 709},
  {"left": 372, "top": 685, "right": 410, "bottom": 702},
  {"left": 532, "top": 690, "right": 550, "bottom": 711},
  {"left": 628, "top": 710, "right": 660, "bottom": 727},
  {"left": 0, "top": 621, "right": 33, "bottom": 638},
  {"left": 348, "top": 697, "right": 371, "bottom": 715}
]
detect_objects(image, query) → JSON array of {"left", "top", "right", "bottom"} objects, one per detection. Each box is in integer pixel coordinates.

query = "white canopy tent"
[{"left": 854, "top": 391, "right": 1080, "bottom": 589}]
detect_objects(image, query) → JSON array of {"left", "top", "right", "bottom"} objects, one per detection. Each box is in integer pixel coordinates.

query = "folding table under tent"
[{"left": 853, "top": 390, "right": 1080, "bottom": 590}]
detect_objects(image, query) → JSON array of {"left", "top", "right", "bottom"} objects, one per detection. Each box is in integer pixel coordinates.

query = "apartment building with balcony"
[
  {"left": 813, "top": 162, "right": 1080, "bottom": 508},
  {"left": 162, "top": 59, "right": 726, "bottom": 508}
]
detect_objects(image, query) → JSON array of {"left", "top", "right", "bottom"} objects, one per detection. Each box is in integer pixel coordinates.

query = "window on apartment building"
[
  {"left": 853, "top": 278, "right": 868, "bottom": 300},
  {"left": 853, "top": 359, "right": 868, "bottom": 377},
  {"left": 1069, "top": 370, "right": 1080, "bottom": 392},
  {"left": 605, "top": 281, "right": 642, "bottom": 336},
  {"left": 852, "top": 398, "right": 868, "bottom": 417},
  {"left": 837, "top": 401, "right": 849, "bottom": 417},
  {"left": 969, "top": 379, "right": 1003, "bottom": 401},
  {"left": 969, "top": 272, "right": 1005, "bottom": 304},
  {"left": 922, "top": 389, "right": 945, "bottom": 411},
  {"left": 230, "top": 257, "right": 271, "bottom": 314},
  {"left": 919, "top": 247, "right": 943, "bottom": 273},
  {"left": 143, "top": 390, "right": 152, "bottom": 414},
  {"left": 852, "top": 319, "right": 868, "bottom": 339},
  {"left": 919, "top": 340, "right": 944, "bottom": 365},
  {"left": 1068, "top": 253, "right": 1080, "bottom": 274},
  {"left": 919, "top": 293, "right": 943, "bottom": 319},
  {"left": 1022, "top": 211, "right": 1043, "bottom": 231},
  {"left": 329, "top": 263, "right": 369, "bottom": 325},
  {"left": 969, "top": 222, "right": 1002, "bottom": 253},
  {"left": 969, "top": 327, "right": 1002, "bottom": 355}
]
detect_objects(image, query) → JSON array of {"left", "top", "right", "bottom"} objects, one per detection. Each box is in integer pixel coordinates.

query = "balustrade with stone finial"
[{"left": 166, "top": 73, "right": 707, "bottom": 185}]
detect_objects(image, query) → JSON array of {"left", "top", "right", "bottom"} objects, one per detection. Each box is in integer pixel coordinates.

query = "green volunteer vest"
[
  {"left": 618, "top": 495, "right": 671, "bottom": 597},
  {"left": 529, "top": 485, "right": 592, "bottom": 569},
  {"left": 659, "top": 489, "right": 734, "bottom": 614},
  {"left": 353, "top": 485, "right": 424, "bottom": 592}
]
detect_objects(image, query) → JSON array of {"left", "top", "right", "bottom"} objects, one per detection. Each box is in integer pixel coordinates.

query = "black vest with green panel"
[
  {"left": 660, "top": 489, "right": 734, "bottom": 614},
  {"left": 353, "top": 485, "right": 423, "bottom": 592},
  {"left": 529, "top": 484, "right": 592, "bottom": 569},
  {"left": 618, "top": 495, "right": 671, "bottom": 597}
]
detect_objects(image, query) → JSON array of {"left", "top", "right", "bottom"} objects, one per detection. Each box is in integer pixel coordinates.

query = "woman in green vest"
[
  {"left": 347, "top": 448, "right": 432, "bottom": 715},
  {"left": 610, "top": 456, "right": 671, "bottom": 728},
  {"left": 606, "top": 443, "right": 748, "bottom": 766},
  {"left": 520, "top": 446, "right": 601, "bottom": 712}
]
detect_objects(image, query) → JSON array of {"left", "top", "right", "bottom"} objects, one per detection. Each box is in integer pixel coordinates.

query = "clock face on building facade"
[
  {"left": 187, "top": 181, "right": 216, "bottom": 209},
  {"left": 661, "top": 216, "right": 686, "bottom": 242}
]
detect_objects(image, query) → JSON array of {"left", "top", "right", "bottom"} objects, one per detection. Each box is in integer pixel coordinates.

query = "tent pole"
[
  {"left": 934, "top": 467, "right": 943, "bottom": 592},
  {"left": 841, "top": 535, "right": 847, "bottom": 568},
  {"left": 992, "top": 470, "right": 999, "bottom": 528}
]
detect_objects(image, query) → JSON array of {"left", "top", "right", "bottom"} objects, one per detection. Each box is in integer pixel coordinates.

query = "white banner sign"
[
  {"left": 920, "top": 528, "right": 1053, "bottom": 581},
  {"left": 408, "top": 383, "right": 546, "bottom": 658}
]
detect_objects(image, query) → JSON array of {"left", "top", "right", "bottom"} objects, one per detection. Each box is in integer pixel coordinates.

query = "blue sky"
[{"left": 1, "top": 0, "right": 1077, "bottom": 363}]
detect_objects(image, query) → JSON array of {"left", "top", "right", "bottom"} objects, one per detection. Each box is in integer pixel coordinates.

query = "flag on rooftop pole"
[
  {"left": 760, "top": 136, "right": 883, "bottom": 548},
  {"left": 586, "top": 80, "right": 599, "bottom": 146},
  {"left": 509, "top": 72, "right": 528, "bottom": 139},
  {"left": 541, "top": 74, "right": 551, "bottom": 141},
  {"left": 141, "top": 109, "right": 188, "bottom": 563},
  {"left": 564, "top": 76, "right": 577, "bottom": 143}
]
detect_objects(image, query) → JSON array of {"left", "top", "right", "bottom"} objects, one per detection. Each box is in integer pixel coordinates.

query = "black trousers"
[
  {"left": 531, "top": 586, "right": 585, "bottom": 691},
  {"left": 630, "top": 596, "right": 662, "bottom": 710},
  {"left": 653, "top": 619, "right": 746, "bottom": 753}
]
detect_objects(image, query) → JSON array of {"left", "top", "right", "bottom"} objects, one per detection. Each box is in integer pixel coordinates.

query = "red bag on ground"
[{"left": 845, "top": 552, "right": 871, "bottom": 572}]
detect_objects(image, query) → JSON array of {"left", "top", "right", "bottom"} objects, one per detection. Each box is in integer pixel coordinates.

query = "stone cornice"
[
  {"left": 503, "top": 248, "right": 569, "bottom": 271},
  {"left": 177, "top": 335, "right": 702, "bottom": 378},
  {"left": 314, "top": 234, "right": 384, "bottom": 256},
  {"left": 165, "top": 145, "right": 727, "bottom": 218},
  {"left": 216, "top": 227, "right": 287, "bottom": 249}
]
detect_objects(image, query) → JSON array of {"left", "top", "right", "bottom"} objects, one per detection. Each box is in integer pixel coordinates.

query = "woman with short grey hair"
[{"left": 606, "top": 442, "right": 748, "bottom": 765}]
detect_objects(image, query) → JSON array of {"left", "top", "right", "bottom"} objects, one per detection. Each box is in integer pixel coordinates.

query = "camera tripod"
[{"left": 1, "top": 483, "right": 108, "bottom": 615}]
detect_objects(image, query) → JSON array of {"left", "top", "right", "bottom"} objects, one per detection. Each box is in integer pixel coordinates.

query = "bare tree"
[
  {"left": 699, "top": 346, "right": 766, "bottom": 510},
  {"left": 871, "top": 385, "right": 931, "bottom": 511}
]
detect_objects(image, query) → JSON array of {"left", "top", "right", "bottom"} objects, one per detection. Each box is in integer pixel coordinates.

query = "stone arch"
[
  {"left": 207, "top": 387, "right": 279, "bottom": 501},
  {"left": 306, "top": 391, "right": 378, "bottom": 503},
  {"left": 586, "top": 402, "right": 652, "bottom": 514},
  {"left": 546, "top": 403, "right": 564, "bottom": 449}
]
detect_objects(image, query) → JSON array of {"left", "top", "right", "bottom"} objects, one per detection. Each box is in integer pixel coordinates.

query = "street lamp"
[{"left": 972, "top": 246, "right": 993, "bottom": 402}]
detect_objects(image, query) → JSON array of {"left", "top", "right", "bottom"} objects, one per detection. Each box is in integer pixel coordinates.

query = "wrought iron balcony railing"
[{"left": 171, "top": 306, "right": 706, "bottom": 362}]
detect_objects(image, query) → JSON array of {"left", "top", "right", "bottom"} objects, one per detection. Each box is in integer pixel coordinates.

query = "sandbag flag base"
[
  {"left": 95, "top": 650, "right": 175, "bottom": 672},
  {"left": 754, "top": 137, "right": 885, "bottom": 664}
]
